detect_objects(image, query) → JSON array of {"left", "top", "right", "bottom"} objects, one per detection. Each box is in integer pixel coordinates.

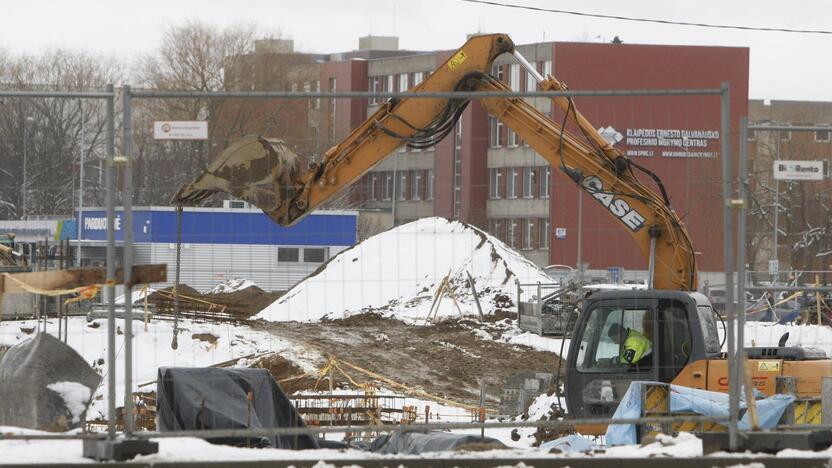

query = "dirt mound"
[
  {"left": 148, "top": 283, "right": 283, "bottom": 321},
  {"left": 253, "top": 314, "right": 558, "bottom": 409}
]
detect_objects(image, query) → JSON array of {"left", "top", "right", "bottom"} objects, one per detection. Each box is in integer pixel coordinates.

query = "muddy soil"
[{"left": 253, "top": 312, "right": 560, "bottom": 410}]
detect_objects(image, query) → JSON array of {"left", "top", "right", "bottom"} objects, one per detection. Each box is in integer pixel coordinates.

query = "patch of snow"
[
  {"left": 0, "top": 317, "right": 321, "bottom": 421},
  {"left": 256, "top": 217, "right": 551, "bottom": 324},
  {"left": 204, "top": 278, "right": 257, "bottom": 294},
  {"left": 114, "top": 287, "right": 156, "bottom": 305},
  {"left": 505, "top": 332, "right": 570, "bottom": 358},
  {"left": 46, "top": 381, "right": 92, "bottom": 423}
]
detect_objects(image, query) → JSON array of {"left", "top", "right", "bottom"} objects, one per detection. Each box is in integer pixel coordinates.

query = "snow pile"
[
  {"left": 46, "top": 381, "right": 93, "bottom": 423},
  {"left": 256, "top": 217, "right": 551, "bottom": 323},
  {"left": 0, "top": 317, "right": 321, "bottom": 421},
  {"left": 204, "top": 278, "right": 258, "bottom": 294}
]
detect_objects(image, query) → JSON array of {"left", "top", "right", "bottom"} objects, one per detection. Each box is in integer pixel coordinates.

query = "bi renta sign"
[
  {"left": 153, "top": 121, "right": 208, "bottom": 140},
  {"left": 773, "top": 160, "right": 824, "bottom": 181}
]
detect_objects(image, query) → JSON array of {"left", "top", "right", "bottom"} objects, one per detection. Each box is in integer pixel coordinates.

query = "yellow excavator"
[{"left": 173, "top": 33, "right": 832, "bottom": 431}]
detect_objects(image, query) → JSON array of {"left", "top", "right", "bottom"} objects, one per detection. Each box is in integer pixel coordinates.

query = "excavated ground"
[{"left": 252, "top": 311, "right": 560, "bottom": 409}]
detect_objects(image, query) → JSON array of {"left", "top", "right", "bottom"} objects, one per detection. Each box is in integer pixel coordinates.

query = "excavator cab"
[{"left": 564, "top": 290, "right": 721, "bottom": 421}]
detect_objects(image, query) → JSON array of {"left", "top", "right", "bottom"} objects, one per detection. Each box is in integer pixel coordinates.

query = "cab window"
[{"left": 576, "top": 305, "right": 652, "bottom": 372}]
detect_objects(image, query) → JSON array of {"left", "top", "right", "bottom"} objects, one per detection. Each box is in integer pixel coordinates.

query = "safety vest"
[{"left": 620, "top": 328, "right": 651, "bottom": 364}]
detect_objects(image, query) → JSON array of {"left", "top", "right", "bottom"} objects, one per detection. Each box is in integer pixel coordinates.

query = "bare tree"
[
  {"left": 133, "top": 21, "right": 314, "bottom": 206},
  {"left": 0, "top": 49, "right": 123, "bottom": 219}
]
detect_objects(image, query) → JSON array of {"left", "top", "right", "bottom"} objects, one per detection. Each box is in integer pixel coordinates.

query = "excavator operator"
[{"left": 608, "top": 322, "right": 652, "bottom": 366}]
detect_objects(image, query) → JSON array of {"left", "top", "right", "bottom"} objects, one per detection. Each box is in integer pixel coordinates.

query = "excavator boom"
[{"left": 173, "top": 33, "right": 696, "bottom": 291}]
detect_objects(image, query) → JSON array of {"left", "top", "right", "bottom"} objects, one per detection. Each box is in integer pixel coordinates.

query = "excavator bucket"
[{"left": 171, "top": 135, "right": 301, "bottom": 225}]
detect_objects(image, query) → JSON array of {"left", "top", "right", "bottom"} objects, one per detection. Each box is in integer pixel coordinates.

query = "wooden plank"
[{"left": 1, "top": 264, "right": 167, "bottom": 294}]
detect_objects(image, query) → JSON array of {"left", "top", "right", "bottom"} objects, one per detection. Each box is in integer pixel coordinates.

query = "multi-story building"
[{"left": 230, "top": 34, "right": 750, "bottom": 279}]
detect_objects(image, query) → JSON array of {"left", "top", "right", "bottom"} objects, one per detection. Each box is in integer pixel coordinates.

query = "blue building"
[{"left": 72, "top": 206, "right": 358, "bottom": 292}]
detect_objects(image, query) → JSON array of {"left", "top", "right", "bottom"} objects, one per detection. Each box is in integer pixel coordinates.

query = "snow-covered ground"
[
  {"left": 0, "top": 317, "right": 321, "bottom": 421},
  {"left": 257, "top": 217, "right": 551, "bottom": 323},
  {"left": 204, "top": 278, "right": 258, "bottom": 294}
]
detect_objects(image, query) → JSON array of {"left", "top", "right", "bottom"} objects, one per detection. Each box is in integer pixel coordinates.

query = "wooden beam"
[{"left": 0, "top": 264, "right": 167, "bottom": 294}]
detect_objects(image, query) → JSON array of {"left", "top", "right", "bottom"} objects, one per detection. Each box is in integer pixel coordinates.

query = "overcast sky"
[{"left": 1, "top": 0, "right": 829, "bottom": 101}]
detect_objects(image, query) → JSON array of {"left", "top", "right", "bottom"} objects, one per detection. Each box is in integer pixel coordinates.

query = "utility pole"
[{"left": 77, "top": 99, "right": 85, "bottom": 266}]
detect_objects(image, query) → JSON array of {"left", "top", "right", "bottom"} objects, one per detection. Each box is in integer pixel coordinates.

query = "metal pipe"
[
  {"left": 0, "top": 414, "right": 729, "bottom": 440},
  {"left": 0, "top": 90, "right": 115, "bottom": 98},
  {"left": 77, "top": 99, "right": 84, "bottom": 267},
  {"left": 719, "top": 82, "right": 738, "bottom": 451},
  {"left": 127, "top": 89, "right": 724, "bottom": 99},
  {"left": 512, "top": 50, "right": 545, "bottom": 83},
  {"left": 746, "top": 286, "right": 832, "bottom": 292},
  {"left": 577, "top": 190, "right": 583, "bottom": 283},
  {"left": 748, "top": 124, "right": 832, "bottom": 132},
  {"left": 737, "top": 117, "right": 749, "bottom": 419},
  {"left": 647, "top": 236, "right": 657, "bottom": 289},
  {"left": 121, "top": 85, "right": 135, "bottom": 435},
  {"left": 104, "top": 84, "right": 116, "bottom": 440},
  {"left": 773, "top": 136, "right": 781, "bottom": 276}
]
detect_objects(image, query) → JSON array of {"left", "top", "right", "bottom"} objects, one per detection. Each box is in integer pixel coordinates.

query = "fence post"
[{"left": 822, "top": 377, "right": 832, "bottom": 424}]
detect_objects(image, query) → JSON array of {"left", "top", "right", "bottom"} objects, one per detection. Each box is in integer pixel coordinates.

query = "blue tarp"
[
  {"left": 540, "top": 434, "right": 595, "bottom": 452},
  {"left": 605, "top": 381, "right": 796, "bottom": 446}
]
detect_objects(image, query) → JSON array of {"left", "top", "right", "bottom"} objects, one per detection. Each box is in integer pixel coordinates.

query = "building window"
[
  {"left": 303, "top": 248, "right": 326, "bottom": 263},
  {"left": 367, "top": 173, "right": 378, "bottom": 201},
  {"left": 313, "top": 80, "right": 321, "bottom": 109},
  {"left": 368, "top": 76, "right": 381, "bottom": 105},
  {"left": 303, "top": 81, "right": 311, "bottom": 110},
  {"left": 508, "top": 128, "right": 518, "bottom": 147},
  {"left": 492, "top": 64, "right": 504, "bottom": 81},
  {"left": 526, "top": 70, "right": 538, "bottom": 92},
  {"left": 291, "top": 82, "right": 298, "bottom": 92},
  {"left": 523, "top": 218, "right": 535, "bottom": 250},
  {"left": 523, "top": 167, "right": 535, "bottom": 198},
  {"left": 540, "top": 218, "right": 550, "bottom": 249},
  {"left": 397, "top": 171, "right": 407, "bottom": 201},
  {"left": 489, "top": 117, "right": 502, "bottom": 147},
  {"left": 489, "top": 168, "right": 503, "bottom": 199},
  {"left": 278, "top": 247, "right": 299, "bottom": 262},
  {"left": 426, "top": 170, "right": 434, "bottom": 200},
  {"left": 328, "top": 77, "right": 337, "bottom": 140},
  {"left": 507, "top": 168, "right": 518, "bottom": 198},
  {"left": 543, "top": 60, "right": 552, "bottom": 77},
  {"left": 398, "top": 73, "right": 408, "bottom": 92},
  {"left": 489, "top": 218, "right": 502, "bottom": 241},
  {"left": 508, "top": 64, "right": 520, "bottom": 92},
  {"left": 412, "top": 170, "right": 422, "bottom": 200},
  {"left": 385, "top": 75, "right": 394, "bottom": 95},
  {"left": 540, "top": 166, "right": 550, "bottom": 198},
  {"left": 816, "top": 126, "right": 830, "bottom": 143},
  {"left": 507, "top": 219, "right": 518, "bottom": 248},
  {"left": 747, "top": 129, "right": 755, "bottom": 141},
  {"left": 382, "top": 172, "right": 393, "bottom": 200},
  {"left": 781, "top": 126, "right": 791, "bottom": 142},
  {"left": 413, "top": 71, "right": 424, "bottom": 86}
]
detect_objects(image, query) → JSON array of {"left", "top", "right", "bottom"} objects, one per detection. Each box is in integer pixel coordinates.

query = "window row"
[
  {"left": 362, "top": 169, "right": 435, "bottom": 202},
  {"left": 489, "top": 166, "right": 550, "bottom": 200},
  {"left": 488, "top": 217, "right": 551, "bottom": 250},
  {"left": 368, "top": 71, "right": 431, "bottom": 105},
  {"left": 289, "top": 80, "right": 322, "bottom": 110},
  {"left": 277, "top": 247, "right": 327, "bottom": 263},
  {"left": 748, "top": 125, "right": 831, "bottom": 143}
]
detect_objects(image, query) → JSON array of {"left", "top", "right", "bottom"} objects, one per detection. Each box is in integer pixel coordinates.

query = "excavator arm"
[{"left": 173, "top": 33, "right": 696, "bottom": 291}]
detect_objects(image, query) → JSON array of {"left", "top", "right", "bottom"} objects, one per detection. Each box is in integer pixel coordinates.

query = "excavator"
[{"left": 172, "top": 33, "right": 832, "bottom": 433}]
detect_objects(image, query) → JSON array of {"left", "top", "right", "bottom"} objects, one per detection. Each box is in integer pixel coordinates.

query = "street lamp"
[{"left": 22, "top": 115, "right": 34, "bottom": 219}]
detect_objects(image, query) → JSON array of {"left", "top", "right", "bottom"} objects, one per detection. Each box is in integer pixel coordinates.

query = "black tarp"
[
  {"left": 0, "top": 332, "right": 101, "bottom": 431},
  {"left": 369, "top": 431, "right": 507, "bottom": 454},
  {"left": 156, "top": 367, "right": 318, "bottom": 449}
]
